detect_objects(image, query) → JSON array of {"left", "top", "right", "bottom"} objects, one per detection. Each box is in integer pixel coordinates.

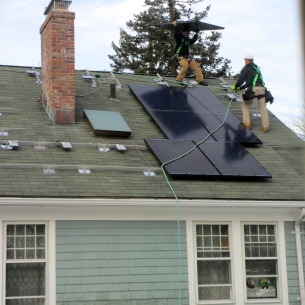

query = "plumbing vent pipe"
[{"left": 110, "top": 84, "right": 116, "bottom": 99}]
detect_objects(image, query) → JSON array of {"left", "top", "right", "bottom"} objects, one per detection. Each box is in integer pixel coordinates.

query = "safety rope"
[{"left": 159, "top": 93, "right": 234, "bottom": 305}]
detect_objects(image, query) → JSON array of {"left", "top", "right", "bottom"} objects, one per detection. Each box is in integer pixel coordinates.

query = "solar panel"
[
  {"left": 193, "top": 113, "right": 262, "bottom": 144},
  {"left": 197, "top": 142, "right": 272, "bottom": 177},
  {"left": 128, "top": 84, "right": 186, "bottom": 111},
  {"left": 185, "top": 87, "right": 229, "bottom": 113},
  {"left": 145, "top": 139, "right": 220, "bottom": 176},
  {"left": 150, "top": 20, "right": 224, "bottom": 32},
  {"left": 171, "top": 87, "right": 211, "bottom": 113},
  {"left": 148, "top": 110, "right": 216, "bottom": 141}
]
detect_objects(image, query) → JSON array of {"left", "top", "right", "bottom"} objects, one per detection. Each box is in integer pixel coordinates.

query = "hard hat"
[{"left": 244, "top": 54, "right": 254, "bottom": 60}]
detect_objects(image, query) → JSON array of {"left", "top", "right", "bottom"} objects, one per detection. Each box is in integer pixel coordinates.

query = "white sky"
[{"left": 0, "top": 0, "right": 303, "bottom": 127}]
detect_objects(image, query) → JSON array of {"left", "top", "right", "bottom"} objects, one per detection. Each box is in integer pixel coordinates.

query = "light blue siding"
[
  {"left": 56, "top": 221, "right": 188, "bottom": 305},
  {"left": 285, "top": 221, "right": 305, "bottom": 305}
]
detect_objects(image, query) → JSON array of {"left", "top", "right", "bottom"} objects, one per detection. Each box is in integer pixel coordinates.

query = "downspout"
[{"left": 295, "top": 207, "right": 305, "bottom": 304}]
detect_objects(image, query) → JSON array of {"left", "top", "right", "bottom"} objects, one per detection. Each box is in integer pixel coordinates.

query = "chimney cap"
[{"left": 44, "top": 0, "right": 72, "bottom": 15}]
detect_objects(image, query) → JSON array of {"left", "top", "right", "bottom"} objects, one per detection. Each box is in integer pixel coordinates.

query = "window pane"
[
  {"left": 259, "top": 236, "right": 267, "bottom": 242},
  {"left": 247, "top": 277, "right": 277, "bottom": 299},
  {"left": 251, "top": 246, "right": 259, "bottom": 257},
  {"left": 197, "top": 236, "right": 203, "bottom": 248},
  {"left": 36, "top": 249, "right": 45, "bottom": 259},
  {"left": 6, "top": 299, "right": 45, "bottom": 305},
  {"left": 16, "top": 237, "right": 25, "bottom": 248},
  {"left": 212, "top": 236, "right": 220, "bottom": 248},
  {"left": 26, "top": 225, "right": 35, "bottom": 235},
  {"left": 259, "top": 225, "right": 266, "bottom": 235},
  {"left": 6, "top": 263, "right": 45, "bottom": 297},
  {"left": 244, "top": 225, "right": 250, "bottom": 235},
  {"left": 7, "top": 237, "right": 14, "bottom": 249},
  {"left": 250, "top": 225, "right": 258, "bottom": 235},
  {"left": 221, "top": 236, "right": 229, "bottom": 249},
  {"left": 36, "top": 225, "right": 45, "bottom": 236},
  {"left": 26, "top": 237, "right": 35, "bottom": 248},
  {"left": 245, "top": 260, "right": 277, "bottom": 276},
  {"left": 221, "top": 225, "right": 228, "bottom": 235},
  {"left": 203, "top": 225, "right": 211, "bottom": 235},
  {"left": 16, "top": 249, "right": 25, "bottom": 259},
  {"left": 7, "top": 225, "right": 15, "bottom": 236},
  {"left": 203, "top": 236, "right": 211, "bottom": 249},
  {"left": 197, "top": 260, "right": 231, "bottom": 285},
  {"left": 212, "top": 225, "right": 219, "bottom": 235},
  {"left": 16, "top": 225, "right": 25, "bottom": 235},
  {"left": 7, "top": 250, "right": 14, "bottom": 260},
  {"left": 259, "top": 245, "right": 267, "bottom": 257},
  {"left": 267, "top": 225, "right": 275, "bottom": 235},
  {"left": 26, "top": 249, "right": 35, "bottom": 259},
  {"left": 198, "top": 286, "right": 231, "bottom": 301},
  {"left": 251, "top": 236, "right": 258, "bottom": 242},
  {"left": 268, "top": 245, "right": 277, "bottom": 257}
]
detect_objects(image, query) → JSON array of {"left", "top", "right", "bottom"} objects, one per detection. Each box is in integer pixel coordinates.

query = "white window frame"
[
  {"left": 193, "top": 222, "right": 234, "bottom": 304},
  {"left": 2, "top": 221, "right": 53, "bottom": 305},
  {"left": 241, "top": 222, "right": 282, "bottom": 304}
]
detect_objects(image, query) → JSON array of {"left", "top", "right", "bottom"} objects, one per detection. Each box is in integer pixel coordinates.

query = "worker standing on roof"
[
  {"left": 172, "top": 21, "right": 208, "bottom": 86},
  {"left": 232, "top": 55, "right": 269, "bottom": 133}
]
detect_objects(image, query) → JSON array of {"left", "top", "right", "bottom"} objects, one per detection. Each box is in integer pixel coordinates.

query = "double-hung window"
[
  {"left": 5, "top": 223, "right": 46, "bottom": 305},
  {"left": 243, "top": 224, "right": 278, "bottom": 300},
  {"left": 195, "top": 224, "right": 232, "bottom": 302}
]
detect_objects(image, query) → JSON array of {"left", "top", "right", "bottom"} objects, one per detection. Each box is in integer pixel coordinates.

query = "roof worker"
[
  {"left": 172, "top": 20, "right": 208, "bottom": 86},
  {"left": 231, "top": 55, "right": 269, "bottom": 133}
]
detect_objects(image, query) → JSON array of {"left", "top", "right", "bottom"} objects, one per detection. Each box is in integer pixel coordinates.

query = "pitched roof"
[{"left": 0, "top": 65, "right": 304, "bottom": 200}]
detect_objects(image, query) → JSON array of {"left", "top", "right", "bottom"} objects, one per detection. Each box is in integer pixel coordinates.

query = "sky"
[{"left": 0, "top": 0, "right": 303, "bottom": 129}]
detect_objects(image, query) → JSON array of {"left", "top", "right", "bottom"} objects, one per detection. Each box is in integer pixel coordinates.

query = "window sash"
[
  {"left": 195, "top": 223, "right": 232, "bottom": 303},
  {"left": 243, "top": 223, "right": 279, "bottom": 301},
  {"left": 4, "top": 223, "right": 47, "bottom": 304}
]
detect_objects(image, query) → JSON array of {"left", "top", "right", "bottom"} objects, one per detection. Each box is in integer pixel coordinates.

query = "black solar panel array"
[
  {"left": 145, "top": 139, "right": 271, "bottom": 178},
  {"left": 128, "top": 84, "right": 261, "bottom": 144},
  {"left": 128, "top": 84, "right": 271, "bottom": 179}
]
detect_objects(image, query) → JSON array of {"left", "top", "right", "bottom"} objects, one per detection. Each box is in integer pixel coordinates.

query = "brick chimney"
[{"left": 40, "top": 0, "right": 75, "bottom": 124}]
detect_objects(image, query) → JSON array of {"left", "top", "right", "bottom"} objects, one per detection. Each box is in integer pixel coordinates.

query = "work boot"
[
  {"left": 177, "top": 80, "right": 188, "bottom": 86},
  {"left": 198, "top": 81, "right": 209, "bottom": 86},
  {"left": 262, "top": 127, "right": 269, "bottom": 133},
  {"left": 244, "top": 123, "right": 251, "bottom": 129}
]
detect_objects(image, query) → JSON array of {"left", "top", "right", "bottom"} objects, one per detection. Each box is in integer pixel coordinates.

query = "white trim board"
[
  {"left": 0, "top": 205, "right": 304, "bottom": 222},
  {"left": 0, "top": 198, "right": 304, "bottom": 208}
]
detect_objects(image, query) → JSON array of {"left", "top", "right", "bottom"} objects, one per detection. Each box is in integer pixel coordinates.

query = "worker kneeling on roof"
[
  {"left": 231, "top": 54, "right": 269, "bottom": 133},
  {"left": 172, "top": 20, "right": 208, "bottom": 86}
]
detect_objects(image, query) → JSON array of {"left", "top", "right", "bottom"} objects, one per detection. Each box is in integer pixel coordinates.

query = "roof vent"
[{"left": 44, "top": 0, "right": 72, "bottom": 15}]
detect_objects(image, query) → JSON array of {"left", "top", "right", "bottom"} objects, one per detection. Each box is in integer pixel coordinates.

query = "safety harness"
[
  {"left": 251, "top": 66, "right": 265, "bottom": 87},
  {"left": 176, "top": 37, "right": 190, "bottom": 56}
]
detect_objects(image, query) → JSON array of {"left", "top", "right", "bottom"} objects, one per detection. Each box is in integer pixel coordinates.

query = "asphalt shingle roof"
[{"left": 0, "top": 65, "right": 304, "bottom": 200}]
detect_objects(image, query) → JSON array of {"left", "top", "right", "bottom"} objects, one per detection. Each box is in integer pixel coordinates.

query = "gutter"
[{"left": 295, "top": 208, "right": 305, "bottom": 304}]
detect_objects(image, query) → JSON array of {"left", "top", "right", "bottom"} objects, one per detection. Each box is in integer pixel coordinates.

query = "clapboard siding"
[
  {"left": 56, "top": 221, "right": 188, "bottom": 305},
  {"left": 285, "top": 221, "right": 303, "bottom": 305}
]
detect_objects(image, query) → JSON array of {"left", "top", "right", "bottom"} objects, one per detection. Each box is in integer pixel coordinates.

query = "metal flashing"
[{"left": 83, "top": 109, "right": 132, "bottom": 137}]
